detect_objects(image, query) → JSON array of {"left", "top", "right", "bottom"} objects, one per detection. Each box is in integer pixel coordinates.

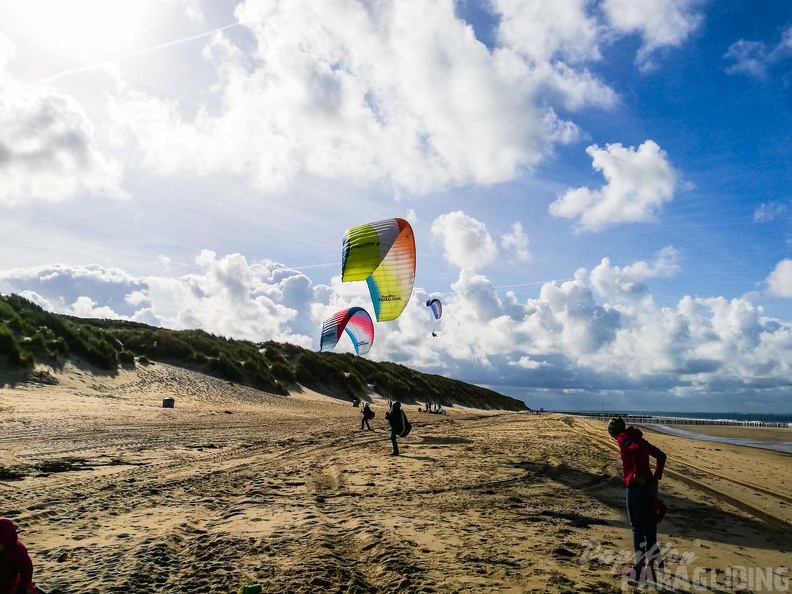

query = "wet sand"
[
  {"left": 1, "top": 363, "right": 790, "bottom": 593},
  {"left": 650, "top": 423, "right": 792, "bottom": 442},
  {"left": 644, "top": 424, "right": 792, "bottom": 455}
]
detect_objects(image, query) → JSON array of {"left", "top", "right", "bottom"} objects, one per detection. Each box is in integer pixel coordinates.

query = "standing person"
[
  {"left": 0, "top": 518, "right": 35, "bottom": 594},
  {"left": 385, "top": 402, "right": 409, "bottom": 456},
  {"left": 360, "top": 403, "right": 374, "bottom": 431},
  {"left": 607, "top": 418, "right": 667, "bottom": 581}
]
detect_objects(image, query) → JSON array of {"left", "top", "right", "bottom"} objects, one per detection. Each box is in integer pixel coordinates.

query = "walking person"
[
  {"left": 607, "top": 417, "right": 667, "bottom": 582},
  {"left": 360, "top": 403, "right": 375, "bottom": 431},
  {"left": 385, "top": 402, "right": 410, "bottom": 456}
]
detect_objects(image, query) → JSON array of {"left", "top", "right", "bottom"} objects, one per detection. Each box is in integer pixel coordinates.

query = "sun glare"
[{"left": 13, "top": 0, "right": 151, "bottom": 56}]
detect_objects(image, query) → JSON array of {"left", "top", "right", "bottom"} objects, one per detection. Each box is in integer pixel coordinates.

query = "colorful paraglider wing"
[
  {"left": 319, "top": 307, "right": 375, "bottom": 356},
  {"left": 426, "top": 298, "right": 442, "bottom": 320},
  {"left": 342, "top": 218, "right": 416, "bottom": 322}
]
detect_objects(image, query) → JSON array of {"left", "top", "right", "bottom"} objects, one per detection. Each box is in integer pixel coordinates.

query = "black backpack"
[{"left": 399, "top": 414, "right": 412, "bottom": 437}]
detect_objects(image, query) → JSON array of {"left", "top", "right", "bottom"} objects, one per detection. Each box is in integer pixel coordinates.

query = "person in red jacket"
[
  {"left": 607, "top": 418, "right": 667, "bottom": 581},
  {"left": 0, "top": 518, "right": 34, "bottom": 594}
]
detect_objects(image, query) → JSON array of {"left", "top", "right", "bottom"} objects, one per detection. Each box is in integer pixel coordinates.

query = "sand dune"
[{"left": 1, "top": 363, "right": 789, "bottom": 593}]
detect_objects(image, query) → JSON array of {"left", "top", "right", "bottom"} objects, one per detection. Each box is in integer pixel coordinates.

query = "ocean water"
[
  {"left": 567, "top": 410, "right": 792, "bottom": 454},
  {"left": 575, "top": 410, "right": 792, "bottom": 425}
]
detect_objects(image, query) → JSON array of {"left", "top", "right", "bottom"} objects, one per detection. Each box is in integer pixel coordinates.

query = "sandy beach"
[{"left": 1, "top": 363, "right": 790, "bottom": 593}]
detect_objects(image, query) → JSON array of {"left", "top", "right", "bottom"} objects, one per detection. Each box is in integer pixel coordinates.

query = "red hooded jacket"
[
  {"left": 615, "top": 427, "right": 666, "bottom": 487},
  {"left": 0, "top": 519, "right": 33, "bottom": 594}
]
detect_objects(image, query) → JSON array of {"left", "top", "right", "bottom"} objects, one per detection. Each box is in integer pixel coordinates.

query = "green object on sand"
[{"left": 239, "top": 584, "right": 262, "bottom": 594}]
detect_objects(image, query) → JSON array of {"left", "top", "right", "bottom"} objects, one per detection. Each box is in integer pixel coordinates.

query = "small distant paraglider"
[
  {"left": 341, "top": 218, "right": 416, "bottom": 322},
  {"left": 426, "top": 298, "right": 442, "bottom": 337},
  {"left": 426, "top": 298, "right": 442, "bottom": 319},
  {"left": 319, "top": 307, "right": 375, "bottom": 356}
]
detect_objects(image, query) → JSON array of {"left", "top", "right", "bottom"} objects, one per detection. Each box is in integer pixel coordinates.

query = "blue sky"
[{"left": 1, "top": 0, "right": 792, "bottom": 413}]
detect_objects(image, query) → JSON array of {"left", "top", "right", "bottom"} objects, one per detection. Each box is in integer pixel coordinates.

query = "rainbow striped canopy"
[{"left": 341, "top": 218, "right": 416, "bottom": 322}]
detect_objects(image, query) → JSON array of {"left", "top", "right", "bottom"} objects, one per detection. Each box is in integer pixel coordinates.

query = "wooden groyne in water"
[{"left": 559, "top": 412, "right": 792, "bottom": 429}]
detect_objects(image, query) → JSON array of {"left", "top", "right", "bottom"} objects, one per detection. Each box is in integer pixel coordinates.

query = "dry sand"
[{"left": 1, "top": 362, "right": 790, "bottom": 593}]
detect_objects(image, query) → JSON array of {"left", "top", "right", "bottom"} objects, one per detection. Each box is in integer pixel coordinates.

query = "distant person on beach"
[
  {"left": 361, "top": 403, "right": 374, "bottom": 431},
  {"left": 607, "top": 417, "right": 667, "bottom": 581},
  {"left": 385, "top": 402, "right": 410, "bottom": 456},
  {"left": 0, "top": 518, "right": 35, "bottom": 594}
]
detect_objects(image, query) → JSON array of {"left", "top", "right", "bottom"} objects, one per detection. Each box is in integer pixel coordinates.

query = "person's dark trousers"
[
  {"left": 390, "top": 431, "right": 399, "bottom": 455},
  {"left": 361, "top": 418, "right": 371, "bottom": 430},
  {"left": 626, "top": 481, "right": 659, "bottom": 567}
]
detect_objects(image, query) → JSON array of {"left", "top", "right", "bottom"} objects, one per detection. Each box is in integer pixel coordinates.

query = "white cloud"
[
  {"left": 766, "top": 259, "right": 792, "bottom": 297},
  {"left": 493, "top": 0, "right": 601, "bottom": 64},
  {"left": 754, "top": 201, "right": 787, "bottom": 222},
  {"left": 549, "top": 140, "right": 678, "bottom": 232},
  {"left": 431, "top": 211, "right": 498, "bottom": 270},
  {"left": 601, "top": 0, "right": 704, "bottom": 70},
  {"left": 590, "top": 246, "right": 681, "bottom": 302},
  {"left": 0, "top": 255, "right": 320, "bottom": 347},
  {"left": 724, "top": 26, "right": 792, "bottom": 79},
  {"left": 0, "top": 75, "right": 123, "bottom": 206},
  {"left": 0, "top": 33, "right": 15, "bottom": 71},
  {"left": 500, "top": 222, "right": 531, "bottom": 263},
  {"left": 106, "top": 0, "right": 626, "bottom": 197},
  {"left": 172, "top": 0, "right": 204, "bottom": 22},
  {"left": 3, "top": 247, "right": 792, "bottom": 409}
]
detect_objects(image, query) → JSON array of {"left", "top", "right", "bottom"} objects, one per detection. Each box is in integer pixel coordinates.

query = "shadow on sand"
[{"left": 513, "top": 460, "right": 792, "bottom": 553}]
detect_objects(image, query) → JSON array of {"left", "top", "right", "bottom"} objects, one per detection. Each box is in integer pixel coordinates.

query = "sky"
[{"left": 1, "top": 0, "right": 792, "bottom": 413}]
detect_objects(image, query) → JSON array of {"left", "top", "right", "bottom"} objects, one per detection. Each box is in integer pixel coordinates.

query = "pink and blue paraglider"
[{"left": 319, "top": 307, "right": 375, "bottom": 356}]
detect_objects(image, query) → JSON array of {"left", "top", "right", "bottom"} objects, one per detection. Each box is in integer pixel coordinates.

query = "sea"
[
  {"left": 599, "top": 411, "right": 792, "bottom": 425},
  {"left": 569, "top": 410, "right": 792, "bottom": 425},
  {"left": 566, "top": 410, "right": 792, "bottom": 454}
]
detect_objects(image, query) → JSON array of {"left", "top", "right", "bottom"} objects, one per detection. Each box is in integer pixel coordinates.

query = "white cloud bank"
[
  {"left": 549, "top": 140, "right": 679, "bottom": 232},
  {"left": 102, "top": 0, "right": 703, "bottom": 197},
  {"left": 3, "top": 223, "right": 791, "bottom": 411},
  {"left": 0, "top": 0, "right": 707, "bottom": 205}
]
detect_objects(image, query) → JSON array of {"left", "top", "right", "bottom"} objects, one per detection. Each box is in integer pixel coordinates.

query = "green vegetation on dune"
[{"left": 0, "top": 294, "right": 528, "bottom": 411}]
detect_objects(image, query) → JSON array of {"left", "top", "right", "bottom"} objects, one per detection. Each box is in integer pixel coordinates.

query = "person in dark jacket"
[
  {"left": 360, "top": 403, "right": 374, "bottom": 431},
  {"left": 607, "top": 417, "right": 667, "bottom": 581},
  {"left": 385, "top": 401, "right": 407, "bottom": 455},
  {"left": 0, "top": 518, "right": 34, "bottom": 594}
]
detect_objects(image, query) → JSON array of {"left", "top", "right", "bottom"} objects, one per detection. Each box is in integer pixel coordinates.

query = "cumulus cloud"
[
  {"left": 3, "top": 246, "right": 792, "bottom": 410},
  {"left": 494, "top": 0, "right": 601, "bottom": 65},
  {"left": 0, "top": 254, "right": 320, "bottom": 347},
  {"left": 107, "top": 0, "right": 628, "bottom": 196},
  {"left": 500, "top": 222, "right": 531, "bottom": 263},
  {"left": 601, "top": 0, "right": 705, "bottom": 69},
  {"left": 724, "top": 26, "right": 792, "bottom": 79},
  {"left": 590, "top": 246, "right": 681, "bottom": 303},
  {"left": 1, "top": 0, "right": 704, "bottom": 205},
  {"left": 430, "top": 211, "right": 499, "bottom": 270},
  {"left": 0, "top": 72, "right": 122, "bottom": 205},
  {"left": 766, "top": 259, "right": 792, "bottom": 297},
  {"left": 430, "top": 212, "right": 532, "bottom": 271},
  {"left": 549, "top": 140, "right": 678, "bottom": 232}
]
